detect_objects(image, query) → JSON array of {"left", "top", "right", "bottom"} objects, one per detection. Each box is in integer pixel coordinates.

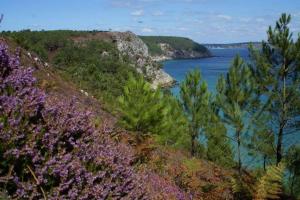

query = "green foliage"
[
  {"left": 118, "top": 74, "right": 167, "bottom": 134},
  {"left": 1, "top": 30, "right": 133, "bottom": 102},
  {"left": 54, "top": 40, "right": 137, "bottom": 102},
  {"left": 216, "top": 55, "right": 256, "bottom": 172},
  {"left": 180, "top": 69, "right": 210, "bottom": 156},
  {"left": 154, "top": 94, "right": 189, "bottom": 148},
  {"left": 248, "top": 127, "right": 275, "bottom": 170},
  {"left": 230, "top": 176, "right": 253, "bottom": 200},
  {"left": 230, "top": 163, "right": 285, "bottom": 200},
  {"left": 118, "top": 75, "right": 189, "bottom": 146},
  {"left": 249, "top": 13, "right": 300, "bottom": 164},
  {"left": 201, "top": 184, "right": 217, "bottom": 193},
  {"left": 254, "top": 163, "right": 285, "bottom": 200},
  {"left": 1, "top": 30, "right": 86, "bottom": 60},
  {"left": 205, "top": 101, "right": 235, "bottom": 167},
  {"left": 285, "top": 145, "right": 300, "bottom": 198},
  {"left": 140, "top": 36, "right": 209, "bottom": 55}
]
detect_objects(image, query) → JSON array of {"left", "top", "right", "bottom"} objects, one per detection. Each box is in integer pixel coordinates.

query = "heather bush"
[
  {"left": 145, "top": 172, "right": 188, "bottom": 200},
  {"left": 0, "top": 42, "right": 148, "bottom": 199}
]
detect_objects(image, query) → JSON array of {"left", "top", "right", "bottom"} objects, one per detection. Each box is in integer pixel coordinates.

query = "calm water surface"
[{"left": 163, "top": 48, "right": 249, "bottom": 95}]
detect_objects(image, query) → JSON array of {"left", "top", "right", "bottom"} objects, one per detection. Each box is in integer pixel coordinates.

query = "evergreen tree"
[
  {"left": 118, "top": 75, "right": 189, "bottom": 146},
  {"left": 249, "top": 13, "right": 300, "bottom": 164},
  {"left": 285, "top": 145, "right": 300, "bottom": 198},
  {"left": 205, "top": 99, "right": 234, "bottom": 167},
  {"left": 216, "top": 55, "right": 256, "bottom": 173},
  {"left": 180, "top": 69, "right": 210, "bottom": 156},
  {"left": 247, "top": 111, "right": 276, "bottom": 171},
  {"left": 155, "top": 94, "right": 189, "bottom": 148},
  {"left": 248, "top": 128, "right": 275, "bottom": 171},
  {"left": 118, "top": 74, "right": 168, "bottom": 135}
]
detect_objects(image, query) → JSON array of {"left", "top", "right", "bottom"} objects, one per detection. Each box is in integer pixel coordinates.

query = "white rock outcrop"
[{"left": 112, "top": 31, "right": 175, "bottom": 89}]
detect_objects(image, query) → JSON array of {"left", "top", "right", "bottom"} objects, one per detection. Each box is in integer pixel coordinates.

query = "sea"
[{"left": 163, "top": 48, "right": 249, "bottom": 96}]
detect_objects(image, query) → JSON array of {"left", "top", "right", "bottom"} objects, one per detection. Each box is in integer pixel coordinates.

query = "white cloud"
[
  {"left": 131, "top": 10, "right": 144, "bottom": 16},
  {"left": 216, "top": 14, "right": 232, "bottom": 21},
  {"left": 152, "top": 11, "right": 164, "bottom": 16},
  {"left": 141, "top": 27, "right": 153, "bottom": 32},
  {"left": 256, "top": 18, "right": 265, "bottom": 22},
  {"left": 292, "top": 12, "right": 300, "bottom": 17},
  {"left": 240, "top": 17, "right": 251, "bottom": 22},
  {"left": 179, "top": 27, "right": 189, "bottom": 31}
]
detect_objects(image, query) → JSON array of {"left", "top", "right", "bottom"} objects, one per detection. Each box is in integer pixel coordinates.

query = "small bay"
[{"left": 163, "top": 48, "right": 250, "bottom": 95}]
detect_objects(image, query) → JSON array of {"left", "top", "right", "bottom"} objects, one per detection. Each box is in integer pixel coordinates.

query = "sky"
[{"left": 1, "top": 0, "right": 300, "bottom": 43}]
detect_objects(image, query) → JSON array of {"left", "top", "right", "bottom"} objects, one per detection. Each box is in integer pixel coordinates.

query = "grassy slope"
[
  {"left": 139, "top": 35, "right": 210, "bottom": 55},
  {"left": 1, "top": 30, "right": 139, "bottom": 109},
  {"left": 1, "top": 35, "right": 239, "bottom": 200}
]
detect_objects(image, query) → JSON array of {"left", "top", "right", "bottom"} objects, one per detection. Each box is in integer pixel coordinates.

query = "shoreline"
[{"left": 153, "top": 54, "right": 214, "bottom": 63}]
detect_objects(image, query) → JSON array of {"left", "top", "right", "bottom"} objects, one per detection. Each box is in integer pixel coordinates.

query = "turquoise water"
[{"left": 163, "top": 48, "right": 249, "bottom": 95}]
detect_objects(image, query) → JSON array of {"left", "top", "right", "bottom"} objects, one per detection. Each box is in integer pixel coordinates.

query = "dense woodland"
[{"left": 0, "top": 14, "right": 300, "bottom": 199}]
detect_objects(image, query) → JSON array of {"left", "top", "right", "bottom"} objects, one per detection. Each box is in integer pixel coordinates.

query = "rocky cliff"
[
  {"left": 112, "top": 32, "right": 175, "bottom": 88},
  {"left": 152, "top": 42, "right": 211, "bottom": 61}
]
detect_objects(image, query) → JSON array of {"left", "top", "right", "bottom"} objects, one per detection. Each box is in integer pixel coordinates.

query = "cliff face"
[
  {"left": 152, "top": 42, "right": 211, "bottom": 61},
  {"left": 140, "top": 36, "right": 212, "bottom": 62},
  {"left": 112, "top": 32, "right": 174, "bottom": 88}
]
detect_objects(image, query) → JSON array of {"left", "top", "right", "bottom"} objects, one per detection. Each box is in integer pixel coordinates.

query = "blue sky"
[{"left": 1, "top": 0, "right": 300, "bottom": 43}]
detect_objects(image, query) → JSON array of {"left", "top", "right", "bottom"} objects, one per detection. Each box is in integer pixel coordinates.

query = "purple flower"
[{"left": 0, "top": 41, "right": 188, "bottom": 200}]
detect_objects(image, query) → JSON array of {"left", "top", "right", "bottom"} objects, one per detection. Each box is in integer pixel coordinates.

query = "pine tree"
[
  {"left": 248, "top": 127, "right": 275, "bottom": 171},
  {"left": 155, "top": 94, "right": 189, "bottom": 148},
  {"left": 180, "top": 69, "right": 210, "bottom": 156},
  {"left": 246, "top": 111, "right": 276, "bottom": 171},
  {"left": 216, "top": 55, "right": 256, "bottom": 173},
  {"left": 285, "top": 145, "right": 300, "bottom": 198},
  {"left": 249, "top": 13, "right": 300, "bottom": 164},
  {"left": 206, "top": 98, "right": 234, "bottom": 167},
  {"left": 118, "top": 75, "right": 189, "bottom": 146},
  {"left": 118, "top": 74, "right": 168, "bottom": 136}
]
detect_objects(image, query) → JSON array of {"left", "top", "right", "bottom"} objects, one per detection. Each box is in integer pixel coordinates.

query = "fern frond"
[
  {"left": 254, "top": 163, "right": 285, "bottom": 200},
  {"left": 230, "top": 176, "right": 253, "bottom": 199},
  {"left": 231, "top": 177, "right": 243, "bottom": 194}
]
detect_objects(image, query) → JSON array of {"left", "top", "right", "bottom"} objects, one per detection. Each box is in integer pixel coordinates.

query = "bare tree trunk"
[
  {"left": 276, "top": 61, "right": 287, "bottom": 165},
  {"left": 237, "top": 129, "right": 242, "bottom": 174},
  {"left": 263, "top": 154, "right": 267, "bottom": 171},
  {"left": 191, "top": 133, "right": 196, "bottom": 156},
  {"left": 276, "top": 124, "right": 283, "bottom": 165},
  {"left": 290, "top": 170, "right": 295, "bottom": 197}
]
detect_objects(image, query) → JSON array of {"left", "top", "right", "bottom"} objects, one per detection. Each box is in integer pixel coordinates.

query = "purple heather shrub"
[
  {"left": 0, "top": 42, "right": 148, "bottom": 199},
  {"left": 0, "top": 42, "right": 188, "bottom": 200},
  {"left": 146, "top": 172, "right": 188, "bottom": 200}
]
